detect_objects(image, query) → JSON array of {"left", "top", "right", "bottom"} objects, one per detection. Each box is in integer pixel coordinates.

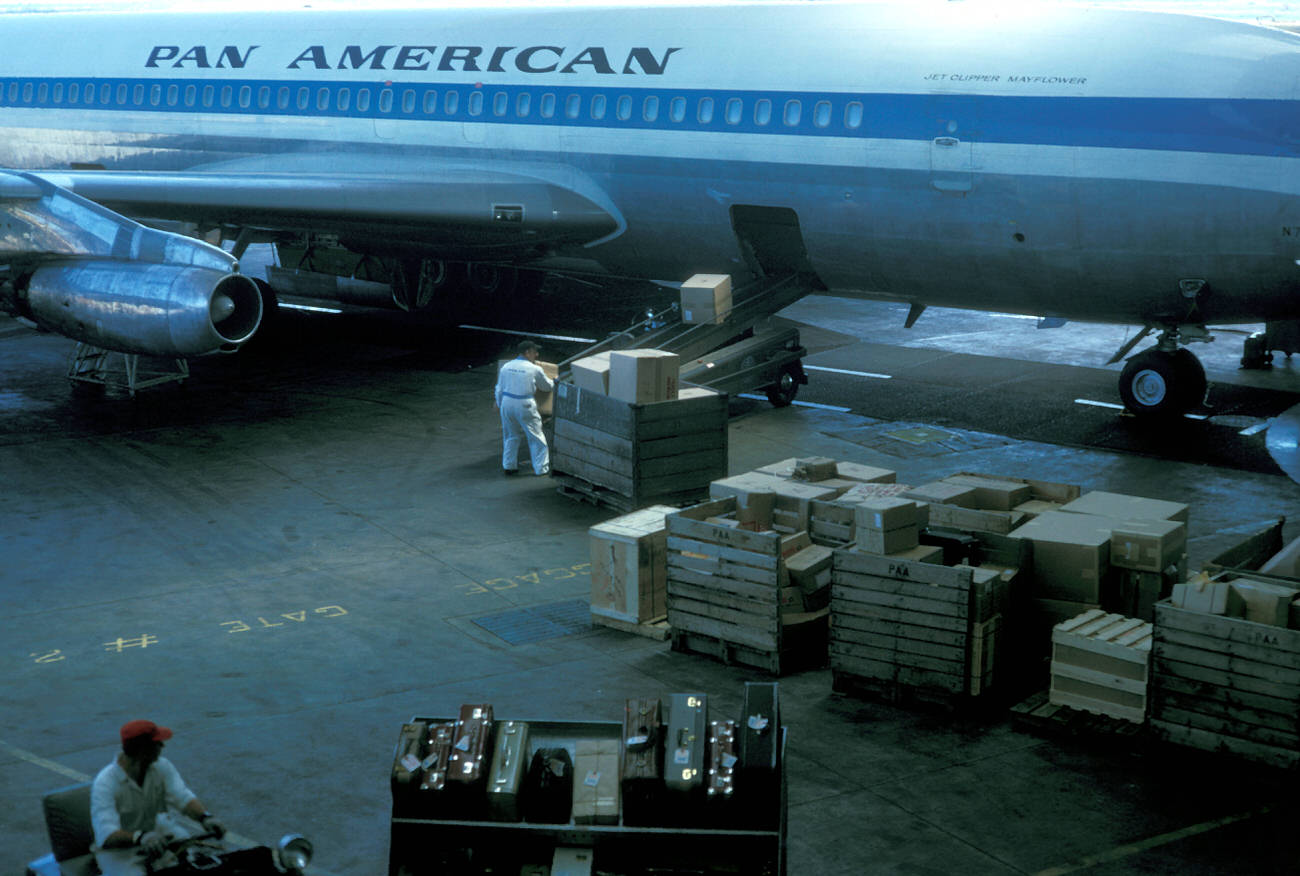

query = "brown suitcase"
[
  {"left": 622, "top": 697, "right": 664, "bottom": 782},
  {"left": 707, "top": 719, "right": 737, "bottom": 801},
  {"left": 448, "top": 703, "right": 495, "bottom": 785},
  {"left": 391, "top": 721, "right": 427, "bottom": 791},
  {"left": 417, "top": 721, "right": 455, "bottom": 794}
]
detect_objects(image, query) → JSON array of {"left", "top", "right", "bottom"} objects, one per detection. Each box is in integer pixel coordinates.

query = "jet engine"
[{"left": 22, "top": 260, "right": 263, "bottom": 356}]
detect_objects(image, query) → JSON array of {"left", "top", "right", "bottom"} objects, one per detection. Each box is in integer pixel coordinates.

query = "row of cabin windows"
[{"left": 3, "top": 80, "right": 868, "bottom": 130}]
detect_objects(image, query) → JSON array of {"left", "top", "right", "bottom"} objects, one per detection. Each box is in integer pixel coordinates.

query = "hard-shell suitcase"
[
  {"left": 391, "top": 721, "right": 427, "bottom": 798},
  {"left": 622, "top": 697, "right": 664, "bottom": 824},
  {"left": 738, "top": 682, "right": 781, "bottom": 825},
  {"left": 665, "top": 693, "right": 707, "bottom": 799},
  {"left": 706, "top": 719, "right": 738, "bottom": 814},
  {"left": 523, "top": 746, "right": 574, "bottom": 824},
  {"left": 448, "top": 703, "right": 495, "bottom": 785},
  {"left": 487, "top": 720, "right": 530, "bottom": 821},
  {"left": 414, "top": 721, "right": 456, "bottom": 817}
]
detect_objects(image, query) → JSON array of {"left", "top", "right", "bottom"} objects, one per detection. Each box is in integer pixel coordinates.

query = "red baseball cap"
[{"left": 120, "top": 720, "right": 173, "bottom": 744}]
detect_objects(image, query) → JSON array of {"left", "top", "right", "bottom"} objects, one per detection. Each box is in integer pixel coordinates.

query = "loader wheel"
[{"left": 765, "top": 365, "right": 800, "bottom": 407}]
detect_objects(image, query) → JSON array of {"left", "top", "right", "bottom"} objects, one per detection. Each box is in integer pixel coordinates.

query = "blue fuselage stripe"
[{"left": 2, "top": 75, "right": 1298, "bottom": 159}]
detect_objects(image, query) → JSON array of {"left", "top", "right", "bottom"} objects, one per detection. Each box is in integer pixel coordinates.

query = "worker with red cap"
[{"left": 90, "top": 719, "right": 225, "bottom": 875}]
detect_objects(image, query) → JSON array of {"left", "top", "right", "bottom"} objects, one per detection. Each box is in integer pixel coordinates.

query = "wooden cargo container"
[
  {"left": 1049, "top": 610, "right": 1152, "bottom": 723},
  {"left": 1149, "top": 600, "right": 1300, "bottom": 768},
  {"left": 552, "top": 384, "right": 728, "bottom": 512},
  {"left": 829, "top": 551, "right": 1006, "bottom": 701},
  {"left": 666, "top": 497, "right": 828, "bottom": 675}
]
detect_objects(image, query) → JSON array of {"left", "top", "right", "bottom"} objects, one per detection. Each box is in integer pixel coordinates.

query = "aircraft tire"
[{"left": 1118, "top": 349, "right": 1203, "bottom": 418}]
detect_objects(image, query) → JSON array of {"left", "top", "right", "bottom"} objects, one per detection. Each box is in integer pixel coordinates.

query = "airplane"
[{"left": 1, "top": 0, "right": 1298, "bottom": 417}]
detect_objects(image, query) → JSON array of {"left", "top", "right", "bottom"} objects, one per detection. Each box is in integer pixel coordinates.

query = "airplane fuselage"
[{"left": 2, "top": 1, "right": 1299, "bottom": 326}]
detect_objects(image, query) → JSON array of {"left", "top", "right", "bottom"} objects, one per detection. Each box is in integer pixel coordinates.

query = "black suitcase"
[
  {"left": 522, "top": 746, "right": 573, "bottom": 824},
  {"left": 738, "top": 682, "right": 781, "bottom": 826}
]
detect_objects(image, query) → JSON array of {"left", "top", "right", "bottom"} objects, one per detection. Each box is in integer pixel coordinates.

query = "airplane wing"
[{"left": 33, "top": 165, "right": 623, "bottom": 258}]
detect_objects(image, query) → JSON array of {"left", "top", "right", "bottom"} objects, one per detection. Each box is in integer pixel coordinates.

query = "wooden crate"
[
  {"left": 829, "top": 550, "right": 1006, "bottom": 701},
  {"left": 666, "top": 497, "right": 828, "bottom": 675},
  {"left": 1049, "top": 610, "right": 1152, "bottom": 723},
  {"left": 1149, "top": 600, "right": 1300, "bottom": 769},
  {"left": 552, "top": 384, "right": 728, "bottom": 512}
]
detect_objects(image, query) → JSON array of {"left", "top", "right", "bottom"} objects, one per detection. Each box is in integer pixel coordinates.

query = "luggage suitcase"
[
  {"left": 738, "top": 682, "right": 781, "bottom": 825},
  {"left": 413, "top": 721, "right": 456, "bottom": 817},
  {"left": 522, "top": 746, "right": 574, "bottom": 824},
  {"left": 622, "top": 697, "right": 664, "bottom": 824},
  {"left": 665, "top": 693, "right": 707, "bottom": 800},
  {"left": 706, "top": 719, "right": 738, "bottom": 817},
  {"left": 391, "top": 721, "right": 427, "bottom": 800},
  {"left": 448, "top": 703, "right": 495, "bottom": 785},
  {"left": 572, "top": 738, "right": 620, "bottom": 825},
  {"left": 487, "top": 721, "right": 530, "bottom": 822}
]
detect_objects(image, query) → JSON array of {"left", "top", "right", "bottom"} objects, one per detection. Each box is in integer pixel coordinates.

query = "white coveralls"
[
  {"left": 495, "top": 355, "right": 554, "bottom": 474},
  {"left": 90, "top": 756, "right": 204, "bottom": 876}
]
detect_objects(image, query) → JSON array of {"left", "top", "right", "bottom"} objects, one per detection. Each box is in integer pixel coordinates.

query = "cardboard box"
[
  {"left": 1110, "top": 519, "right": 1187, "bottom": 573},
  {"left": 943, "top": 474, "right": 1032, "bottom": 511},
  {"left": 855, "top": 525, "right": 919, "bottom": 555},
  {"left": 834, "top": 461, "right": 896, "bottom": 484},
  {"left": 854, "top": 498, "right": 918, "bottom": 532},
  {"left": 1059, "top": 490, "right": 1189, "bottom": 524},
  {"left": 712, "top": 472, "right": 838, "bottom": 531},
  {"left": 928, "top": 503, "right": 1026, "bottom": 535},
  {"left": 608, "top": 349, "right": 680, "bottom": 404},
  {"left": 1009, "top": 511, "right": 1114, "bottom": 603},
  {"left": 570, "top": 352, "right": 612, "bottom": 394},
  {"left": 1230, "top": 578, "right": 1297, "bottom": 626},
  {"left": 589, "top": 505, "right": 676, "bottom": 623},
  {"left": 887, "top": 543, "right": 945, "bottom": 565},
  {"left": 778, "top": 585, "right": 805, "bottom": 613},
  {"left": 571, "top": 739, "right": 619, "bottom": 825},
  {"left": 792, "top": 456, "right": 838, "bottom": 481},
  {"left": 781, "top": 530, "right": 812, "bottom": 559},
  {"left": 1171, "top": 578, "right": 1246, "bottom": 617},
  {"left": 838, "top": 482, "right": 914, "bottom": 503},
  {"left": 904, "top": 481, "right": 978, "bottom": 508},
  {"left": 786, "top": 544, "right": 833, "bottom": 593},
  {"left": 680, "top": 273, "right": 732, "bottom": 325},
  {"left": 1014, "top": 500, "right": 1063, "bottom": 518}
]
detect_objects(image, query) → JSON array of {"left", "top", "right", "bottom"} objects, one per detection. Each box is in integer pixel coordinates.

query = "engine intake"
[{"left": 25, "top": 260, "right": 263, "bottom": 356}]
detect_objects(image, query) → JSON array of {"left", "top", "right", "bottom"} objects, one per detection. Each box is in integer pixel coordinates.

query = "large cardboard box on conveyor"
[
  {"left": 551, "top": 383, "right": 727, "bottom": 512},
  {"left": 589, "top": 505, "right": 678, "bottom": 624},
  {"left": 680, "top": 273, "right": 733, "bottom": 325}
]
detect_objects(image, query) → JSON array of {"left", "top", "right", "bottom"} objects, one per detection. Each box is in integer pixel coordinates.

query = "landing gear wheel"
[
  {"left": 765, "top": 364, "right": 801, "bottom": 407},
  {"left": 1118, "top": 349, "right": 1204, "bottom": 418}
]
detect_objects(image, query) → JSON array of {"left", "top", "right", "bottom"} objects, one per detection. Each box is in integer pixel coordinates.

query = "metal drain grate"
[{"left": 471, "top": 599, "right": 592, "bottom": 645}]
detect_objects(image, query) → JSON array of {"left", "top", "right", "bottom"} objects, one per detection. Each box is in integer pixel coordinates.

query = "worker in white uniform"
[
  {"left": 90, "top": 719, "right": 226, "bottom": 876},
  {"left": 495, "top": 339, "right": 553, "bottom": 476}
]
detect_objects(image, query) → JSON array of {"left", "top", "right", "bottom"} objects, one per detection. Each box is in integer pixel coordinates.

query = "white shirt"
[
  {"left": 495, "top": 357, "right": 553, "bottom": 405},
  {"left": 90, "top": 756, "right": 197, "bottom": 846}
]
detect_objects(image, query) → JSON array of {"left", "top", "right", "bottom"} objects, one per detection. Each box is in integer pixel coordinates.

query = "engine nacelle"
[{"left": 24, "top": 260, "right": 263, "bottom": 356}]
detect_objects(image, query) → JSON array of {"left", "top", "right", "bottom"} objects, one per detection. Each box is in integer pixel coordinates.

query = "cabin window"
[
  {"left": 379, "top": 88, "right": 394, "bottom": 113},
  {"left": 783, "top": 100, "right": 801, "bottom": 126},
  {"left": 52, "top": 83, "right": 64, "bottom": 104},
  {"left": 813, "top": 100, "right": 831, "bottom": 128},
  {"left": 337, "top": 88, "right": 351, "bottom": 111},
  {"left": 133, "top": 84, "right": 145, "bottom": 105},
  {"left": 356, "top": 89, "right": 371, "bottom": 112},
  {"left": 239, "top": 86, "right": 252, "bottom": 109},
  {"left": 516, "top": 92, "right": 531, "bottom": 117},
  {"left": 296, "top": 87, "right": 309, "bottom": 110},
  {"left": 219, "top": 86, "right": 232, "bottom": 108},
  {"left": 565, "top": 93, "right": 581, "bottom": 119},
  {"left": 201, "top": 85, "right": 213, "bottom": 108},
  {"left": 725, "top": 98, "right": 742, "bottom": 125},
  {"left": 493, "top": 91, "right": 508, "bottom": 116},
  {"left": 185, "top": 85, "right": 196, "bottom": 108},
  {"left": 167, "top": 85, "right": 179, "bottom": 106},
  {"left": 616, "top": 95, "right": 632, "bottom": 120},
  {"left": 313, "top": 88, "right": 326, "bottom": 111},
  {"left": 402, "top": 90, "right": 416, "bottom": 113},
  {"left": 38, "top": 83, "right": 49, "bottom": 104},
  {"left": 754, "top": 99, "right": 771, "bottom": 126},
  {"left": 443, "top": 90, "right": 459, "bottom": 114},
  {"left": 591, "top": 94, "right": 606, "bottom": 120},
  {"left": 69, "top": 83, "right": 80, "bottom": 104},
  {"left": 642, "top": 95, "right": 659, "bottom": 122},
  {"left": 22, "top": 82, "right": 34, "bottom": 103},
  {"left": 845, "top": 101, "right": 863, "bottom": 129},
  {"left": 8, "top": 83, "right": 18, "bottom": 103},
  {"left": 540, "top": 92, "right": 555, "bottom": 118},
  {"left": 669, "top": 96, "right": 686, "bottom": 122},
  {"left": 467, "top": 90, "right": 483, "bottom": 116},
  {"left": 257, "top": 86, "right": 270, "bottom": 109},
  {"left": 148, "top": 84, "right": 161, "bottom": 106},
  {"left": 277, "top": 87, "right": 289, "bottom": 110},
  {"left": 101, "top": 84, "right": 112, "bottom": 104},
  {"left": 697, "top": 97, "right": 714, "bottom": 124},
  {"left": 423, "top": 91, "right": 438, "bottom": 114}
]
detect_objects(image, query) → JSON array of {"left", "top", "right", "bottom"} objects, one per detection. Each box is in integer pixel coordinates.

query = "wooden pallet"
[
  {"left": 1149, "top": 600, "right": 1300, "bottom": 769},
  {"left": 672, "top": 623, "right": 827, "bottom": 675},
  {"left": 590, "top": 611, "right": 671, "bottom": 641},
  {"left": 1011, "top": 690, "right": 1147, "bottom": 743}
]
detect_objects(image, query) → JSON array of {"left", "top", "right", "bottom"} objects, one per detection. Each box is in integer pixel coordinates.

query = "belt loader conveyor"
[{"left": 558, "top": 273, "right": 811, "bottom": 406}]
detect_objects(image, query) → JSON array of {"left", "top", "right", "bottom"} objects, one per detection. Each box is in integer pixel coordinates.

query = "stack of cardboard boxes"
[{"left": 571, "top": 348, "right": 681, "bottom": 404}]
